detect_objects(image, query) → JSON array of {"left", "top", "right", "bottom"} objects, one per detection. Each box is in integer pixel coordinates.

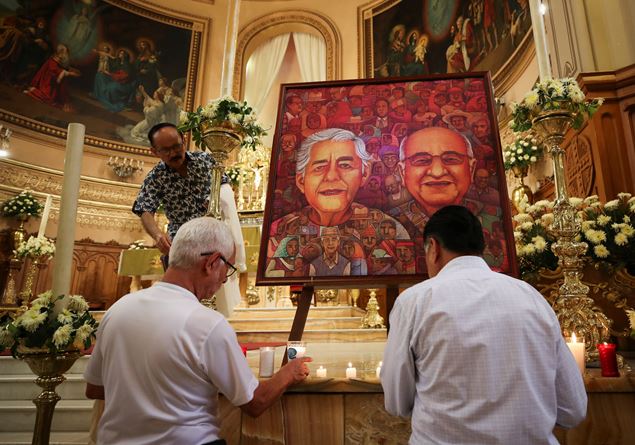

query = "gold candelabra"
[
  {"left": 532, "top": 110, "right": 611, "bottom": 358},
  {"left": 360, "top": 289, "right": 385, "bottom": 329},
  {"left": 107, "top": 156, "right": 144, "bottom": 178}
]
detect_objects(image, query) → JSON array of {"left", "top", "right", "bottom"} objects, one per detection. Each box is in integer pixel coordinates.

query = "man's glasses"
[
  {"left": 405, "top": 151, "right": 467, "bottom": 167},
  {"left": 200, "top": 252, "right": 238, "bottom": 278},
  {"left": 155, "top": 142, "right": 183, "bottom": 156}
]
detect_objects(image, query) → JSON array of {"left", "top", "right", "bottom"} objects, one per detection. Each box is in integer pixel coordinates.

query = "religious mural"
[
  {"left": 362, "top": 0, "right": 532, "bottom": 80},
  {"left": 0, "top": 0, "right": 196, "bottom": 149},
  {"left": 257, "top": 74, "right": 517, "bottom": 286}
]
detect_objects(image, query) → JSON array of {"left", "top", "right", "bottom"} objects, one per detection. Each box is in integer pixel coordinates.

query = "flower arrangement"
[
  {"left": 0, "top": 292, "right": 98, "bottom": 356},
  {"left": 1, "top": 190, "right": 43, "bottom": 218},
  {"left": 513, "top": 193, "right": 635, "bottom": 276},
  {"left": 14, "top": 236, "right": 55, "bottom": 260},
  {"left": 503, "top": 134, "right": 543, "bottom": 171},
  {"left": 225, "top": 166, "right": 243, "bottom": 187},
  {"left": 128, "top": 240, "right": 148, "bottom": 250},
  {"left": 510, "top": 78, "right": 603, "bottom": 133},
  {"left": 178, "top": 96, "right": 267, "bottom": 151}
]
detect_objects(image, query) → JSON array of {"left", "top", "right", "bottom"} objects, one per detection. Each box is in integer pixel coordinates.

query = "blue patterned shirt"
[{"left": 132, "top": 151, "right": 227, "bottom": 239}]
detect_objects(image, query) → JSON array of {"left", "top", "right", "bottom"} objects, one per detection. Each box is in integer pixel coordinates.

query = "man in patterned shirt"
[{"left": 132, "top": 122, "right": 228, "bottom": 257}]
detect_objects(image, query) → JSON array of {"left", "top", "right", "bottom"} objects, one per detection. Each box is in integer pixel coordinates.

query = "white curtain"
[
  {"left": 243, "top": 33, "right": 290, "bottom": 113},
  {"left": 292, "top": 32, "right": 326, "bottom": 82}
]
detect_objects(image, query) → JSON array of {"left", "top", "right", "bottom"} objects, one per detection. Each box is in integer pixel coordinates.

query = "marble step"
[
  {"left": 230, "top": 316, "right": 365, "bottom": 331},
  {"left": 230, "top": 306, "right": 365, "bottom": 320},
  {"left": 236, "top": 328, "right": 386, "bottom": 343},
  {"left": 0, "top": 374, "right": 86, "bottom": 400},
  {"left": 0, "top": 432, "right": 89, "bottom": 445},
  {"left": 0, "top": 356, "right": 90, "bottom": 375},
  {"left": 0, "top": 400, "right": 94, "bottom": 432}
]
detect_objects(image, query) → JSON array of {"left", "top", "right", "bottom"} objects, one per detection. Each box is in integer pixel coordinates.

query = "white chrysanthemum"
[
  {"left": 513, "top": 213, "right": 533, "bottom": 224},
  {"left": 530, "top": 156, "right": 537, "bottom": 162},
  {"left": 569, "top": 197, "right": 583, "bottom": 207},
  {"left": 625, "top": 216, "right": 631, "bottom": 223},
  {"left": 522, "top": 141, "right": 529, "bottom": 147},
  {"left": 524, "top": 91, "right": 539, "bottom": 108},
  {"left": 581, "top": 220, "right": 595, "bottom": 232},
  {"left": 621, "top": 225, "right": 635, "bottom": 237},
  {"left": 591, "top": 201, "right": 602, "bottom": 208},
  {"left": 66, "top": 295, "right": 89, "bottom": 313},
  {"left": 597, "top": 215, "right": 611, "bottom": 226},
  {"left": 584, "top": 195, "right": 599, "bottom": 204},
  {"left": 604, "top": 199, "right": 620, "bottom": 210},
  {"left": 31, "top": 291, "right": 53, "bottom": 307},
  {"left": 585, "top": 229, "right": 606, "bottom": 244},
  {"left": 19, "top": 308, "right": 47, "bottom": 333},
  {"left": 532, "top": 235, "right": 547, "bottom": 252},
  {"left": 514, "top": 231, "right": 522, "bottom": 241},
  {"left": 628, "top": 196, "right": 635, "bottom": 204},
  {"left": 516, "top": 148, "right": 523, "bottom": 154},
  {"left": 520, "top": 222, "right": 533, "bottom": 231},
  {"left": 568, "top": 87, "right": 585, "bottom": 104},
  {"left": 522, "top": 244, "right": 536, "bottom": 255},
  {"left": 615, "top": 233, "right": 628, "bottom": 246},
  {"left": 534, "top": 200, "right": 551, "bottom": 208},
  {"left": 594, "top": 245, "right": 609, "bottom": 258},
  {"left": 617, "top": 192, "right": 632, "bottom": 200},
  {"left": 52, "top": 324, "right": 72, "bottom": 348},
  {"left": 178, "top": 110, "right": 188, "bottom": 126},
  {"left": 626, "top": 309, "right": 635, "bottom": 331},
  {"left": 57, "top": 309, "right": 73, "bottom": 325},
  {"left": 541, "top": 213, "right": 555, "bottom": 226},
  {"left": 75, "top": 323, "right": 94, "bottom": 344}
]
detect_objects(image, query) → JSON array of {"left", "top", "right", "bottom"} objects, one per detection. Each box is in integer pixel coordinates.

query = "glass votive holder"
[
  {"left": 259, "top": 347, "right": 275, "bottom": 378},
  {"left": 287, "top": 341, "right": 306, "bottom": 360}
]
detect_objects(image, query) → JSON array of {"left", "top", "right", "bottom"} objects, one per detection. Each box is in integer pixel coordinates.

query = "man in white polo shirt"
[{"left": 84, "top": 217, "right": 311, "bottom": 445}]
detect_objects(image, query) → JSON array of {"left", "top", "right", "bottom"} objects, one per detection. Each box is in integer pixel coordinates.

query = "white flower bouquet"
[
  {"left": 178, "top": 96, "right": 267, "bottom": 151},
  {"left": 503, "top": 134, "right": 543, "bottom": 171},
  {"left": 128, "top": 240, "right": 147, "bottom": 250},
  {"left": 14, "top": 236, "right": 55, "bottom": 259},
  {"left": 0, "top": 292, "right": 98, "bottom": 356},
  {"left": 1, "top": 190, "right": 43, "bottom": 218},
  {"left": 513, "top": 199, "right": 559, "bottom": 277},
  {"left": 510, "top": 78, "right": 603, "bottom": 132},
  {"left": 225, "top": 166, "right": 243, "bottom": 187}
]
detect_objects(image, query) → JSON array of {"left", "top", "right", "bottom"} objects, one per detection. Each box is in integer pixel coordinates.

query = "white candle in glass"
[
  {"left": 529, "top": 0, "right": 552, "bottom": 81},
  {"left": 259, "top": 347, "right": 275, "bottom": 378},
  {"left": 316, "top": 366, "right": 327, "bottom": 378},
  {"left": 566, "top": 332, "right": 585, "bottom": 374},
  {"left": 52, "top": 123, "right": 85, "bottom": 302},
  {"left": 37, "top": 194, "right": 52, "bottom": 238},
  {"left": 345, "top": 362, "right": 357, "bottom": 379},
  {"left": 376, "top": 361, "right": 383, "bottom": 379}
]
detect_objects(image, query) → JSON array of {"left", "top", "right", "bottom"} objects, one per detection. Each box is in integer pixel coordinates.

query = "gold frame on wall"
[
  {"left": 357, "top": 0, "right": 536, "bottom": 95},
  {"left": 0, "top": 0, "right": 209, "bottom": 155}
]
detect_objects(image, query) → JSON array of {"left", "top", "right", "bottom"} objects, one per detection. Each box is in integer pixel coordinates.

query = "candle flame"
[
  {"left": 603, "top": 342, "right": 608, "bottom": 345},
  {"left": 348, "top": 362, "right": 352, "bottom": 368},
  {"left": 379, "top": 361, "right": 383, "bottom": 367},
  {"left": 571, "top": 333, "right": 577, "bottom": 343},
  {"left": 318, "top": 365, "right": 324, "bottom": 370}
]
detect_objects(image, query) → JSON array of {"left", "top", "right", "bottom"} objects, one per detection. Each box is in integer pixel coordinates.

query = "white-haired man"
[
  {"left": 266, "top": 128, "right": 410, "bottom": 278},
  {"left": 85, "top": 217, "right": 311, "bottom": 445}
]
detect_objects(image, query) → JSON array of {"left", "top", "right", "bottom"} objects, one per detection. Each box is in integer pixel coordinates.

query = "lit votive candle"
[
  {"left": 345, "top": 362, "right": 357, "bottom": 379},
  {"left": 376, "top": 361, "right": 383, "bottom": 379},
  {"left": 566, "top": 333, "right": 585, "bottom": 374},
  {"left": 316, "top": 365, "right": 327, "bottom": 378}
]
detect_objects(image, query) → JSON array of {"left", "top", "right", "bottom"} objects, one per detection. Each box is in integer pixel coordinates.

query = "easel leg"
[{"left": 282, "top": 286, "right": 313, "bottom": 365}]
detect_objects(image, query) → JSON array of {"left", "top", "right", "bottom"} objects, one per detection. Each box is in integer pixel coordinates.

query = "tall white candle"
[
  {"left": 220, "top": 0, "right": 241, "bottom": 96},
  {"left": 316, "top": 365, "right": 327, "bottom": 378},
  {"left": 566, "top": 333, "right": 585, "bottom": 374},
  {"left": 345, "top": 362, "right": 357, "bottom": 379},
  {"left": 376, "top": 361, "right": 383, "bottom": 379},
  {"left": 52, "top": 123, "right": 85, "bottom": 300},
  {"left": 529, "top": 0, "right": 552, "bottom": 81},
  {"left": 259, "top": 347, "right": 275, "bottom": 378},
  {"left": 37, "top": 194, "right": 52, "bottom": 238}
]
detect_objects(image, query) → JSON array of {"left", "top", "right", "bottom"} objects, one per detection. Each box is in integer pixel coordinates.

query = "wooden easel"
[{"left": 281, "top": 284, "right": 400, "bottom": 365}]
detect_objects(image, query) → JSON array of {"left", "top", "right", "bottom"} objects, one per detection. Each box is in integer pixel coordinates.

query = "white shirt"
[
  {"left": 381, "top": 256, "right": 587, "bottom": 445},
  {"left": 84, "top": 282, "right": 259, "bottom": 445}
]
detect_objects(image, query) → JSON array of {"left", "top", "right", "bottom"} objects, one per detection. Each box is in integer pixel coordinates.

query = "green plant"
[
  {"left": 1, "top": 190, "right": 43, "bottom": 218},
  {"left": 178, "top": 96, "right": 267, "bottom": 151},
  {"left": 0, "top": 292, "right": 98, "bottom": 356},
  {"left": 510, "top": 78, "right": 603, "bottom": 133}
]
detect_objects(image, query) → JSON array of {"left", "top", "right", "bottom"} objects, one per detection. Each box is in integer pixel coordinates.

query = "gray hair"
[
  {"left": 399, "top": 129, "right": 474, "bottom": 161},
  {"left": 169, "top": 217, "right": 234, "bottom": 268},
  {"left": 296, "top": 128, "right": 372, "bottom": 178}
]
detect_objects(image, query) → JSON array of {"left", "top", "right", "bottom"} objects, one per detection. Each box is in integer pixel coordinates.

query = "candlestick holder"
[
  {"left": 1, "top": 258, "right": 23, "bottom": 307},
  {"left": 532, "top": 110, "right": 611, "bottom": 359},
  {"left": 361, "top": 289, "right": 385, "bottom": 329},
  {"left": 107, "top": 156, "right": 144, "bottom": 178}
]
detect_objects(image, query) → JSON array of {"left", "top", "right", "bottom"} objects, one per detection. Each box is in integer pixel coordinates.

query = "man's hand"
[
  {"left": 154, "top": 233, "right": 171, "bottom": 255},
  {"left": 279, "top": 356, "right": 312, "bottom": 384}
]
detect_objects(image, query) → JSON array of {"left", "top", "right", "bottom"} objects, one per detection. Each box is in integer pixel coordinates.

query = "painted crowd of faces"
[{"left": 264, "top": 78, "right": 511, "bottom": 280}]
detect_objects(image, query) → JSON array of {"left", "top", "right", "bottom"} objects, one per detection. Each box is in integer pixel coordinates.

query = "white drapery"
[
  {"left": 292, "top": 32, "right": 327, "bottom": 82},
  {"left": 243, "top": 33, "right": 290, "bottom": 113}
]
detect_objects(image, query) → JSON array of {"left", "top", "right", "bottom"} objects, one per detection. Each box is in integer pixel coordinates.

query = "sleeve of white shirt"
[
  {"left": 554, "top": 336, "right": 588, "bottom": 428},
  {"left": 200, "top": 319, "right": 259, "bottom": 407},
  {"left": 381, "top": 294, "right": 416, "bottom": 417}
]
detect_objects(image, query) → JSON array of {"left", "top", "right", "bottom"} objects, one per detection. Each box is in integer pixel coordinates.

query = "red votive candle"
[{"left": 597, "top": 343, "right": 619, "bottom": 377}]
